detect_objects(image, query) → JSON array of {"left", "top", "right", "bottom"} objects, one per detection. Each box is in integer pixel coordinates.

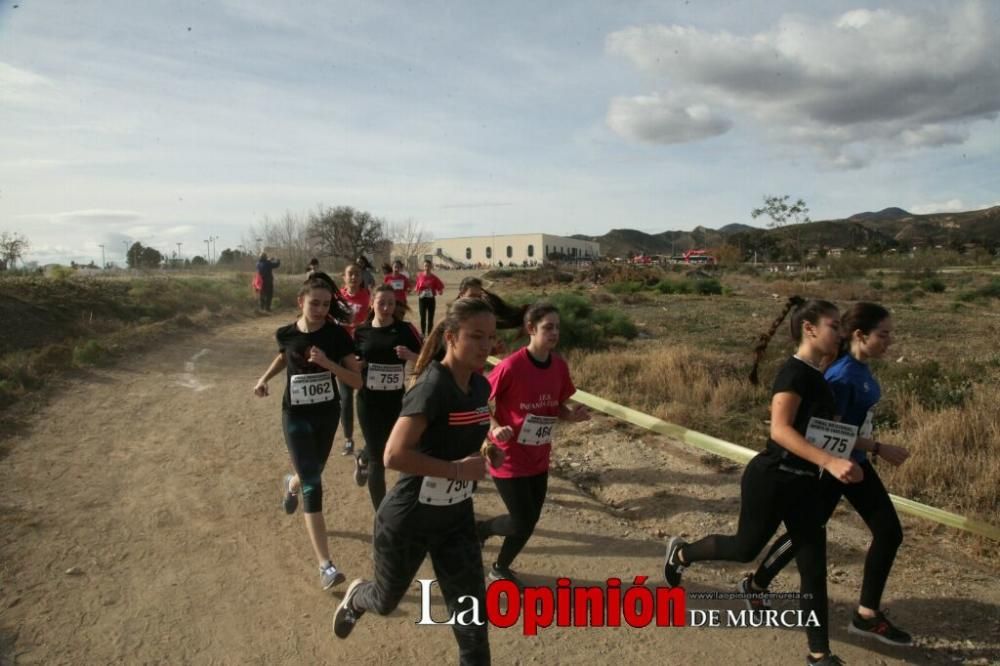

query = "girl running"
[
  {"left": 743, "top": 302, "right": 912, "bottom": 646},
  {"left": 333, "top": 298, "right": 496, "bottom": 665},
  {"left": 384, "top": 259, "right": 411, "bottom": 304},
  {"left": 253, "top": 272, "right": 363, "bottom": 590},
  {"left": 662, "top": 296, "right": 862, "bottom": 666},
  {"left": 476, "top": 303, "right": 590, "bottom": 586},
  {"left": 352, "top": 284, "right": 423, "bottom": 509},
  {"left": 413, "top": 259, "right": 445, "bottom": 337},
  {"left": 338, "top": 263, "right": 372, "bottom": 457}
]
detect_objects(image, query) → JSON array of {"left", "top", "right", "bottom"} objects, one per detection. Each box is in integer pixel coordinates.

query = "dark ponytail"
[
  {"left": 749, "top": 296, "right": 837, "bottom": 385},
  {"left": 412, "top": 298, "right": 496, "bottom": 380},
  {"left": 839, "top": 302, "right": 891, "bottom": 357},
  {"left": 299, "top": 271, "right": 352, "bottom": 324}
]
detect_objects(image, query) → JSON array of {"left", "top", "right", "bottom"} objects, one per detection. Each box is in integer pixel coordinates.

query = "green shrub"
[
  {"left": 606, "top": 280, "right": 644, "bottom": 295},
  {"left": 693, "top": 279, "right": 723, "bottom": 295},
  {"left": 72, "top": 340, "right": 107, "bottom": 366},
  {"left": 920, "top": 277, "right": 946, "bottom": 293},
  {"left": 869, "top": 279, "right": 884, "bottom": 290}
]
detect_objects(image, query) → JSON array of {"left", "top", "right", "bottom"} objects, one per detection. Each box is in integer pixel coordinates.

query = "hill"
[{"left": 572, "top": 205, "right": 1000, "bottom": 258}]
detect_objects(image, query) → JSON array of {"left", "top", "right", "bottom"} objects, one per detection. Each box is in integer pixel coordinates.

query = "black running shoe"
[
  {"left": 806, "top": 654, "right": 845, "bottom": 665},
  {"left": 342, "top": 439, "right": 354, "bottom": 456},
  {"left": 488, "top": 563, "right": 525, "bottom": 590},
  {"left": 353, "top": 454, "right": 368, "bottom": 487},
  {"left": 737, "top": 573, "right": 772, "bottom": 612},
  {"left": 662, "top": 536, "right": 687, "bottom": 587},
  {"left": 848, "top": 610, "right": 912, "bottom": 646},
  {"left": 333, "top": 579, "right": 367, "bottom": 639}
]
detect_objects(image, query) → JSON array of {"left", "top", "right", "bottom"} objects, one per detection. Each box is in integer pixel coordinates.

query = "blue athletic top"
[{"left": 824, "top": 354, "right": 880, "bottom": 463}]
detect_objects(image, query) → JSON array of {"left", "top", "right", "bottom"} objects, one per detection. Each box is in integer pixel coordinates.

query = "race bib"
[
  {"left": 804, "top": 417, "right": 858, "bottom": 459},
  {"left": 860, "top": 410, "right": 874, "bottom": 439},
  {"left": 418, "top": 475, "right": 475, "bottom": 506},
  {"left": 419, "top": 288, "right": 434, "bottom": 298},
  {"left": 391, "top": 279, "right": 405, "bottom": 291},
  {"left": 289, "top": 372, "right": 335, "bottom": 405},
  {"left": 517, "top": 414, "right": 557, "bottom": 446},
  {"left": 366, "top": 362, "right": 405, "bottom": 391}
]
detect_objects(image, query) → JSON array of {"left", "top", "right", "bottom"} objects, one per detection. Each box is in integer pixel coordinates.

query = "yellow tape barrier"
[{"left": 486, "top": 356, "right": 1000, "bottom": 542}]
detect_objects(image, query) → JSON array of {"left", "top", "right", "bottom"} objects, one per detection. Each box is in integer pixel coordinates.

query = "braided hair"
[{"left": 749, "top": 296, "right": 838, "bottom": 385}]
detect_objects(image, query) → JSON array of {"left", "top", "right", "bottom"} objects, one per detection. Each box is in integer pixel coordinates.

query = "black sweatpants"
[
  {"left": 681, "top": 453, "right": 830, "bottom": 654},
  {"left": 357, "top": 394, "right": 401, "bottom": 510},
  {"left": 418, "top": 297, "right": 436, "bottom": 337},
  {"left": 281, "top": 407, "right": 339, "bottom": 513},
  {"left": 259, "top": 281, "right": 274, "bottom": 311},
  {"left": 478, "top": 472, "right": 548, "bottom": 569},
  {"left": 753, "top": 459, "right": 903, "bottom": 611},
  {"left": 352, "top": 503, "right": 490, "bottom": 665}
]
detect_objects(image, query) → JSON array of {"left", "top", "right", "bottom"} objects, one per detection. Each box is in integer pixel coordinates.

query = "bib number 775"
[{"left": 804, "top": 417, "right": 858, "bottom": 460}]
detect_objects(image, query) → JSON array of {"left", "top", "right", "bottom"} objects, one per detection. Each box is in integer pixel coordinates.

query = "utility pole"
[
  {"left": 122, "top": 240, "right": 129, "bottom": 266},
  {"left": 210, "top": 236, "right": 218, "bottom": 264},
  {"left": 176, "top": 242, "right": 183, "bottom": 262},
  {"left": 204, "top": 238, "right": 211, "bottom": 262},
  {"left": 99, "top": 244, "right": 105, "bottom": 270}
]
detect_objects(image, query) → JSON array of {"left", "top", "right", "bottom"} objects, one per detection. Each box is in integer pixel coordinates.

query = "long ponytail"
[{"left": 749, "top": 296, "right": 837, "bottom": 385}]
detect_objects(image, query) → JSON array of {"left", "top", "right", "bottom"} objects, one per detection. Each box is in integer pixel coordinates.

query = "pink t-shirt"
[
  {"left": 384, "top": 273, "right": 411, "bottom": 302},
  {"left": 340, "top": 287, "right": 371, "bottom": 337},
  {"left": 487, "top": 347, "right": 575, "bottom": 478},
  {"left": 413, "top": 272, "right": 445, "bottom": 298}
]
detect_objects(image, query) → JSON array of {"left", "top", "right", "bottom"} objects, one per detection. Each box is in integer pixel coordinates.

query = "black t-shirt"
[
  {"left": 354, "top": 320, "right": 423, "bottom": 405},
  {"left": 378, "top": 361, "right": 491, "bottom": 522},
  {"left": 276, "top": 321, "right": 354, "bottom": 415},
  {"left": 764, "top": 356, "right": 837, "bottom": 474}
]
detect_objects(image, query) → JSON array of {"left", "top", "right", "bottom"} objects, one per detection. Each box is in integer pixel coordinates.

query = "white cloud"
[
  {"left": 52, "top": 209, "right": 143, "bottom": 225},
  {"left": 606, "top": 2, "right": 1000, "bottom": 167},
  {"left": 0, "top": 61, "right": 52, "bottom": 105},
  {"left": 910, "top": 199, "right": 965, "bottom": 214},
  {"left": 607, "top": 93, "right": 731, "bottom": 144}
]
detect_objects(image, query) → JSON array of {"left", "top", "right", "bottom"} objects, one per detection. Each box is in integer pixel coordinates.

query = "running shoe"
[
  {"left": 737, "top": 573, "right": 772, "bottom": 612},
  {"left": 320, "top": 563, "right": 346, "bottom": 590},
  {"left": 333, "top": 579, "right": 367, "bottom": 639},
  {"left": 806, "top": 654, "right": 845, "bottom": 665},
  {"left": 662, "top": 536, "right": 688, "bottom": 588},
  {"left": 848, "top": 610, "right": 912, "bottom": 646},
  {"left": 488, "top": 563, "right": 525, "bottom": 590},
  {"left": 281, "top": 473, "right": 298, "bottom": 515},
  {"left": 342, "top": 439, "right": 354, "bottom": 456},
  {"left": 354, "top": 454, "right": 368, "bottom": 487}
]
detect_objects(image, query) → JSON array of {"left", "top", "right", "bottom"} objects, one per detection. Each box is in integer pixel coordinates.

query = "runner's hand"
[
  {"left": 395, "top": 345, "right": 417, "bottom": 361},
  {"left": 480, "top": 441, "right": 505, "bottom": 468},
  {"left": 824, "top": 458, "right": 863, "bottom": 484},
  {"left": 565, "top": 404, "right": 591, "bottom": 423},
  {"left": 454, "top": 455, "right": 489, "bottom": 481},
  {"left": 307, "top": 346, "right": 330, "bottom": 367},
  {"left": 490, "top": 425, "right": 514, "bottom": 442},
  {"left": 877, "top": 443, "right": 910, "bottom": 467},
  {"left": 253, "top": 380, "right": 268, "bottom": 397}
]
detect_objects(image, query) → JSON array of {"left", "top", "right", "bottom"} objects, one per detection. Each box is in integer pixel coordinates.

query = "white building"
[{"left": 404, "top": 233, "right": 599, "bottom": 269}]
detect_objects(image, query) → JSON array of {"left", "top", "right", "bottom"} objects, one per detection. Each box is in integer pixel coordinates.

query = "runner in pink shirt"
[
  {"left": 476, "top": 302, "right": 590, "bottom": 587},
  {"left": 383, "top": 260, "right": 411, "bottom": 304},
  {"left": 412, "top": 259, "right": 445, "bottom": 337},
  {"left": 337, "top": 263, "right": 371, "bottom": 456}
]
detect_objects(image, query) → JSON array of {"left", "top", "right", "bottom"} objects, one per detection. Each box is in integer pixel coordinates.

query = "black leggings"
[
  {"left": 753, "top": 459, "right": 903, "bottom": 610},
  {"left": 337, "top": 379, "right": 355, "bottom": 441},
  {"left": 681, "top": 453, "right": 830, "bottom": 654},
  {"left": 357, "top": 394, "right": 401, "bottom": 510},
  {"left": 478, "top": 472, "right": 548, "bottom": 569},
  {"left": 281, "top": 408, "right": 339, "bottom": 513},
  {"left": 418, "top": 297, "right": 436, "bottom": 337},
  {"left": 352, "top": 505, "right": 490, "bottom": 665}
]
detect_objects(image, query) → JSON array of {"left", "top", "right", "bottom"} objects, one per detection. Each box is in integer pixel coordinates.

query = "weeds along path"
[{"left": 1, "top": 311, "right": 997, "bottom": 665}]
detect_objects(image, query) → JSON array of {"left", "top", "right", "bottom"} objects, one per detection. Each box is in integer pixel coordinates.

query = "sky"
[{"left": 1, "top": 0, "right": 998, "bottom": 266}]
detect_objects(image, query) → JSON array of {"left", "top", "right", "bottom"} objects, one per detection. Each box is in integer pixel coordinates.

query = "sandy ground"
[{"left": 1, "top": 271, "right": 998, "bottom": 665}]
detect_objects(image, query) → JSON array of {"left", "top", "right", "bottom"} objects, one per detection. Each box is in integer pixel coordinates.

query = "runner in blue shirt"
[{"left": 743, "top": 302, "right": 913, "bottom": 648}]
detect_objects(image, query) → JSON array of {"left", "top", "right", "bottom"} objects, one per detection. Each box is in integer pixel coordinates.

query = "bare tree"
[
  {"left": 308, "top": 205, "right": 387, "bottom": 262},
  {"left": 244, "top": 211, "right": 313, "bottom": 273},
  {"left": 0, "top": 231, "right": 30, "bottom": 270},
  {"left": 751, "top": 194, "right": 811, "bottom": 260},
  {"left": 385, "top": 218, "right": 433, "bottom": 270}
]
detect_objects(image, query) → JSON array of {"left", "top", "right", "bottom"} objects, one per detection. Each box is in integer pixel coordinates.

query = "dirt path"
[{"left": 1, "top": 283, "right": 998, "bottom": 665}]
